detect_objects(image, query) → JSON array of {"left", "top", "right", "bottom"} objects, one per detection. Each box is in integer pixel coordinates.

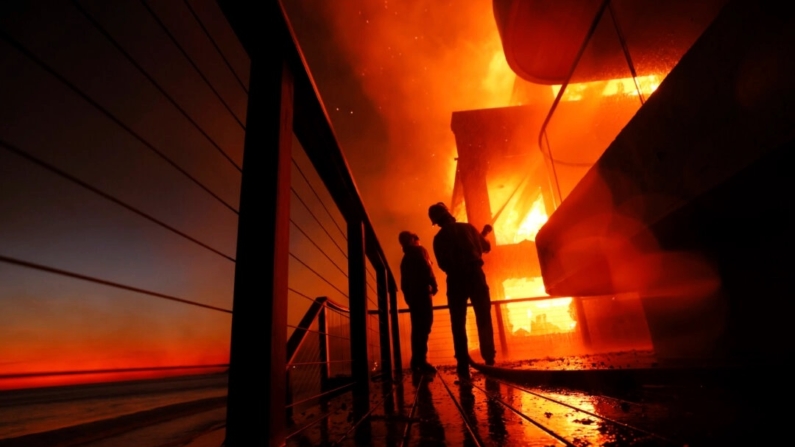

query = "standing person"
[
  {"left": 399, "top": 231, "right": 438, "bottom": 373},
  {"left": 427, "top": 202, "right": 496, "bottom": 376}
]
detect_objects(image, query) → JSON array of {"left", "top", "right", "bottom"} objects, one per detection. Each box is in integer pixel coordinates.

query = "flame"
[
  {"left": 503, "top": 276, "right": 547, "bottom": 299},
  {"left": 494, "top": 193, "right": 548, "bottom": 245},
  {"left": 482, "top": 49, "right": 515, "bottom": 106},
  {"left": 551, "top": 74, "right": 661, "bottom": 101},
  {"left": 501, "top": 277, "right": 576, "bottom": 335}
]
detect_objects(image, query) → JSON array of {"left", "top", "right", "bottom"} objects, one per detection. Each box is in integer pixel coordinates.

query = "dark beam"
[
  {"left": 223, "top": 3, "right": 293, "bottom": 444},
  {"left": 376, "top": 260, "right": 393, "bottom": 379},
  {"left": 387, "top": 274, "right": 402, "bottom": 372},
  {"left": 348, "top": 219, "right": 370, "bottom": 416},
  {"left": 220, "top": 0, "right": 395, "bottom": 284}
]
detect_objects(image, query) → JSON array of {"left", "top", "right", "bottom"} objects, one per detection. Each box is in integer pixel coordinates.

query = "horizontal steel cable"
[
  {"left": 291, "top": 158, "right": 347, "bottom": 241},
  {"left": 0, "top": 254, "right": 232, "bottom": 313},
  {"left": 289, "top": 253, "right": 348, "bottom": 298},
  {"left": 0, "top": 139, "right": 235, "bottom": 263},
  {"left": 290, "top": 219, "right": 347, "bottom": 278},
  {"left": 138, "top": 0, "right": 247, "bottom": 130},
  {"left": 181, "top": 0, "right": 249, "bottom": 95},
  {"left": 285, "top": 324, "right": 351, "bottom": 342},
  {"left": 0, "top": 29, "right": 240, "bottom": 214},
  {"left": 291, "top": 188, "right": 347, "bottom": 258},
  {"left": 0, "top": 363, "right": 229, "bottom": 379},
  {"left": 72, "top": 0, "right": 243, "bottom": 172}
]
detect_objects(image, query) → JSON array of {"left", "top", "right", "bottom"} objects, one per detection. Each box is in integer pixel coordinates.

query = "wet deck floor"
[{"left": 286, "top": 355, "right": 787, "bottom": 446}]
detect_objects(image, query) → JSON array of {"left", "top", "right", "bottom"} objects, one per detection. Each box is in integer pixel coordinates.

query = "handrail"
[
  {"left": 217, "top": 0, "right": 397, "bottom": 283},
  {"left": 382, "top": 294, "right": 612, "bottom": 314},
  {"left": 218, "top": 2, "right": 402, "bottom": 443}
]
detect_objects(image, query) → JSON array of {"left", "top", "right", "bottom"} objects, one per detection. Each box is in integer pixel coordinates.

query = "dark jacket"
[
  {"left": 432, "top": 222, "right": 491, "bottom": 275},
  {"left": 400, "top": 245, "right": 438, "bottom": 299}
]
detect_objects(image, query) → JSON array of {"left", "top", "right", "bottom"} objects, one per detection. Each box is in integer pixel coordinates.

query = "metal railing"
[
  {"left": 285, "top": 297, "right": 354, "bottom": 440},
  {"left": 383, "top": 292, "right": 654, "bottom": 368},
  {"left": 0, "top": 1, "right": 402, "bottom": 446},
  {"left": 219, "top": 1, "right": 401, "bottom": 445}
]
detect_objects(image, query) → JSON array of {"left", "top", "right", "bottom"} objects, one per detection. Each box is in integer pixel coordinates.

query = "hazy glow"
[
  {"left": 494, "top": 193, "right": 548, "bottom": 245},
  {"left": 551, "top": 74, "right": 662, "bottom": 101}
]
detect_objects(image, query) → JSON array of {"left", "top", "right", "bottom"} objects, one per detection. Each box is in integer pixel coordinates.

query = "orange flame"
[
  {"left": 502, "top": 276, "right": 576, "bottom": 336},
  {"left": 551, "top": 74, "right": 661, "bottom": 101},
  {"left": 494, "top": 193, "right": 548, "bottom": 245}
]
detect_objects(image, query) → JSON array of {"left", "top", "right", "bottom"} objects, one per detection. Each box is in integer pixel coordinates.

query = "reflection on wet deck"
[{"left": 285, "top": 360, "right": 779, "bottom": 447}]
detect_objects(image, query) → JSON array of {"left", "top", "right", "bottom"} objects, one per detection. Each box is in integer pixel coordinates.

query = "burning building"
[{"left": 447, "top": 0, "right": 794, "bottom": 363}]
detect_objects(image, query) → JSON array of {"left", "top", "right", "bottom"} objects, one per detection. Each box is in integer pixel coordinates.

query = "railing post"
[
  {"left": 388, "top": 274, "right": 403, "bottom": 373},
  {"left": 494, "top": 302, "right": 509, "bottom": 358},
  {"left": 376, "top": 260, "right": 393, "bottom": 380},
  {"left": 224, "top": 35, "right": 293, "bottom": 447},
  {"left": 348, "top": 219, "right": 370, "bottom": 415},
  {"left": 318, "top": 302, "right": 330, "bottom": 391},
  {"left": 318, "top": 302, "right": 331, "bottom": 441}
]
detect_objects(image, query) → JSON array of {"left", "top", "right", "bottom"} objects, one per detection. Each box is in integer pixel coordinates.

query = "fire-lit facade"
[
  {"left": 440, "top": 0, "right": 795, "bottom": 364},
  {"left": 473, "top": 0, "right": 794, "bottom": 366},
  {"left": 448, "top": 105, "right": 581, "bottom": 358},
  {"left": 447, "top": 103, "right": 654, "bottom": 359}
]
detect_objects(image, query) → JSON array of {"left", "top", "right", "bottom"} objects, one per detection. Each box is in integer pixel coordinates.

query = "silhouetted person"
[
  {"left": 399, "top": 231, "right": 438, "bottom": 373},
  {"left": 428, "top": 202, "right": 496, "bottom": 376}
]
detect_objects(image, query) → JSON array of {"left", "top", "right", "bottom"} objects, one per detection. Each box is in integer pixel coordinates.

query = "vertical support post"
[
  {"left": 318, "top": 301, "right": 330, "bottom": 442},
  {"left": 494, "top": 302, "right": 509, "bottom": 358},
  {"left": 348, "top": 219, "right": 370, "bottom": 415},
  {"left": 318, "top": 302, "right": 330, "bottom": 391},
  {"left": 388, "top": 274, "right": 402, "bottom": 373},
  {"left": 224, "top": 52, "right": 293, "bottom": 446},
  {"left": 376, "top": 260, "right": 393, "bottom": 380}
]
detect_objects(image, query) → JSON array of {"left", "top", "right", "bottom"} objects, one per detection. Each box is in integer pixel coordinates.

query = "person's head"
[
  {"left": 428, "top": 202, "right": 455, "bottom": 227},
  {"left": 398, "top": 231, "right": 420, "bottom": 248}
]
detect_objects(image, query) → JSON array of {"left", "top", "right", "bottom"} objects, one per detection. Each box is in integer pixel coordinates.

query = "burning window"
[
  {"left": 501, "top": 276, "right": 577, "bottom": 337},
  {"left": 493, "top": 190, "right": 548, "bottom": 246}
]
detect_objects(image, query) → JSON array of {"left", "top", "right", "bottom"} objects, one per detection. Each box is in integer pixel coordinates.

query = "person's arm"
[
  {"left": 421, "top": 247, "right": 438, "bottom": 295},
  {"left": 481, "top": 234, "right": 491, "bottom": 253},
  {"left": 470, "top": 223, "right": 491, "bottom": 253}
]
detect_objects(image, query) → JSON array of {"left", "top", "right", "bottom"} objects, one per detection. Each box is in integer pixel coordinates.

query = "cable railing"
[
  {"left": 284, "top": 296, "right": 353, "bottom": 442},
  {"left": 382, "top": 292, "right": 653, "bottom": 368},
  {"left": 0, "top": 0, "right": 242, "bottom": 398},
  {"left": 70, "top": 0, "right": 245, "bottom": 172},
  {"left": 1, "top": 2, "right": 401, "bottom": 447},
  {"left": 0, "top": 4, "right": 247, "bottom": 446},
  {"left": 216, "top": 1, "right": 404, "bottom": 445}
]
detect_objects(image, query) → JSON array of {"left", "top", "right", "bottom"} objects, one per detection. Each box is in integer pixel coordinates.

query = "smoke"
[{"left": 283, "top": 1, "right": 522, "bottom": 299}]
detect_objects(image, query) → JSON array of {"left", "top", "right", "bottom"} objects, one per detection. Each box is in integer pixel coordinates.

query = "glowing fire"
[
  {"left": 502, "top": 277, "right": 577, "bottom": 336},
  {"left": 494, "top": 193, "right": 548, "bottom": 245},
  {"left": 503, "top": 276, "right": 546, "bottom": 299},
  {"left": 551, "top": 74, "right": 661, "bottom": 101},
  {"left": 481, "top": 49, "right": 515, "bottom": 107},
  {"left": 506, "top": 297, "right": 577, "bottom": 336}
]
